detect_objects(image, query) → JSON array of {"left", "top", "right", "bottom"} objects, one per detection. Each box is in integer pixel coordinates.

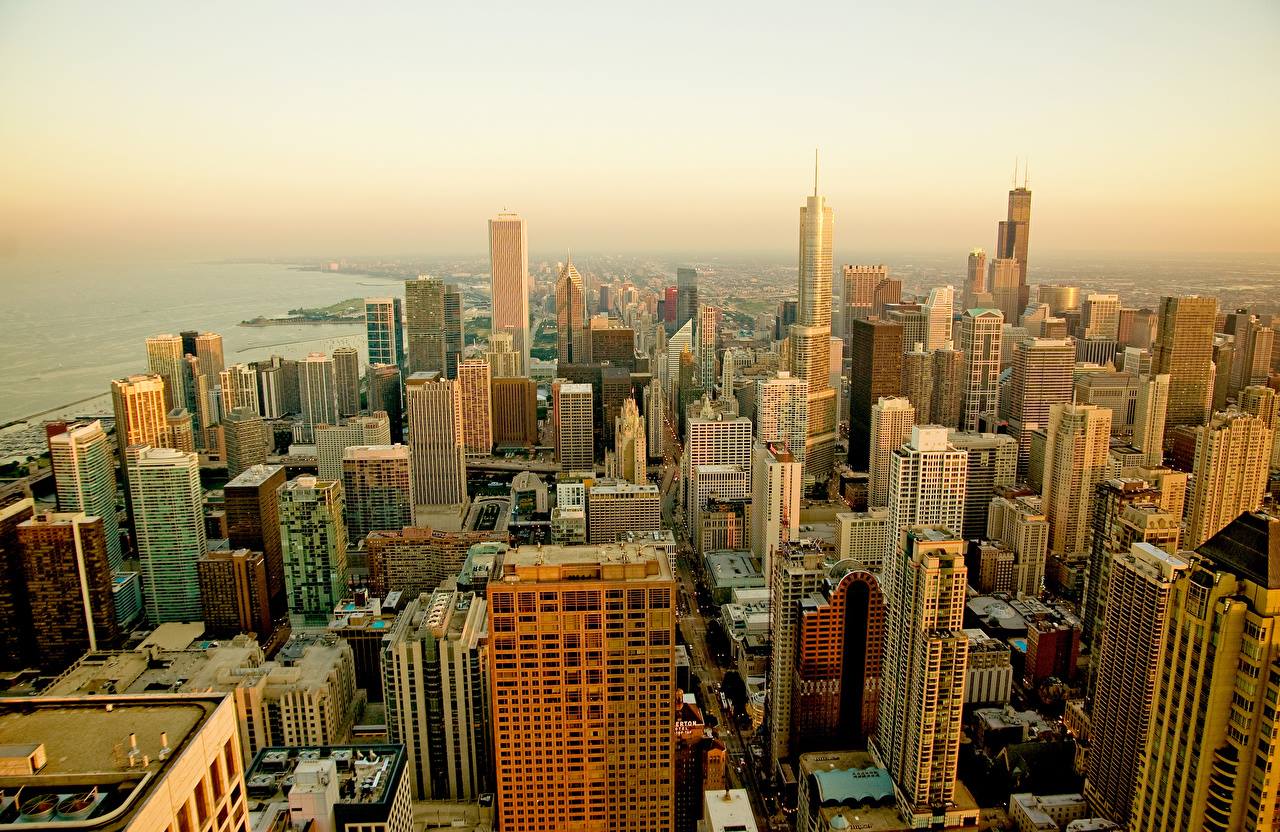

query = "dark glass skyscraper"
[{"left": 676, "top": 267, "right": 699, "bottom": 331}]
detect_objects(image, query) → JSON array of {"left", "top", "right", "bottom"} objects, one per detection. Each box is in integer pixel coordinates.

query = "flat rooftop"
[
  {"left": 498, "top": 542, "right": 673, "bottom": 582},
  {"left": 245, "top": 745, "right": 405, "bottom": 817},
  {"left": 225, "top": 464, "right": 285, "bottom": 489}
]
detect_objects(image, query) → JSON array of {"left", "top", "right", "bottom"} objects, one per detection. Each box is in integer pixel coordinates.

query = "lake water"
[{"left": 0, "top": 261, "right": 406, "bottom": 424}]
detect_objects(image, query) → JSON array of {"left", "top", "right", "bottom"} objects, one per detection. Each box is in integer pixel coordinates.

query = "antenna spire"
[
  {"left": 813, "top": 147, "right": 819, "bottom": 197},
  {"left": 1024, "top": 158, "right": 1030, "bottom": 189},
  {"left": 1012, "top": 157, "right": 1018, "bottom": 189}
]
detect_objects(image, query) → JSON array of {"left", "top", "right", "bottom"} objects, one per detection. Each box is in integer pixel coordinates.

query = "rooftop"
[
  {"left": 245, "top": 744, "right": 405, "bottom": 823},
  {"left": 498, "top": 542, "right": 674, "bottom": 583}
]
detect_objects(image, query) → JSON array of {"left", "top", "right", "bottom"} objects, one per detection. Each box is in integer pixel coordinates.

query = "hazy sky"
[{"left": 2, "top": 1, "right": 1277, "bottom": 262}]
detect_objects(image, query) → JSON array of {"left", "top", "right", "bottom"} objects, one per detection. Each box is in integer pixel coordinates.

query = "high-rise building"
[
  {"left": 163, "top": 407, "right": 195, "bottom": 452},
  {"left": 278, "top": 475, "right": 348, "bottom": 626},
  {"left": 1043, "top": 404, "right": 1112, "bottom": 555},
  {"left": 1185, "top": 409, "right": 1270, "bottom": 548},
  {"left": 405, "top": 372, "right": 467, "bottom": 506},
  {"left": 489, "top": 212, "right": 531, "bottom": 375},
  {"left": 901, "top": 345, "right": 932, "bottom": 423},
  {"left": 585, "top": 481, "right": 661, "bottom": 543},
  {"left": 299, "top": 351, "right": 338, "bottom": 432},
  {"left": 987, "top": 491, "right": 1050, "bottom": 598},
  {"left": 146, "top": 333, "right": 187, "bottom": 411},
  {"left": 457, "top": 358, "right": 493, "bottom": 457},
  {"left": 590, "top": 326, "right": 637, "bottom": 369},
  {"left": 17, "top": 512, "right": 119, "bottom": 670},
  {"left": 847, "top": 318, "right": 903, "bottom": 470},
  {"left": 129, "top": 446, "right": 207, "bottom": 623},
  {"left": 218, "top": 362, "right": 260, "bottom": 415},
  {"left": 843, "top": 264, "right": 889, "bottom": 332},
  {"left": 1240, "top": 384, "right": 1280, "bottom": 468},
  {"left": 255, "top": 361, "right": 282, "bottom": 419},
  {"left": 683, "top": 405, "right": 753, "bottom": 536},
  {"left": 931, "top": 343, "right": 964, "bottom": 429},
  {"left": 222, "top": 406, "right": 270, "bottom": 479},
  {"left": 342, "top": 445, "right": 413, "bottom": 542},
  {"left": 405, "top": 275, "right": 448, "bottom": 375},
  {"left": 948, "top": 431, "right": 1018, "bottom": 540},
  {"left": 875, "top": 528, "right": 974, "bottom": 828},
  {"left": 225, "top": 464, "right": 287, "bottom": 619},
  {"left": 995, "top": 178, "right": 1031, "bottom": 299},
  {"left": 615, "top": 397, "right": 647, "bottom": 484},
  {"left": 1132, "top": 373, "right": 1170, "bottom": 467},
  {"left": 791, "top": 564, "right": 885, "bottom": 751},
  {"left": 365, "top": 296, "right": 406, "bottom": 368},
  {"left": 755, "top": 371, "right": 809, "bottom": 459},
  {"left": 886, "top": 426, "right": 968, "bottom": 548},
  {"left": 767, "top": 539, "right": 827, "bottom": 768},
  {"left": 485, "top": 331, "right": 522, "bottom": 378},
  {"left": 676, "top": 267, "right": 699, "bottom": 331},
  {"left": 365, "top": 528, "right": 506, "bottom": 598},
  {"left": 491, "top": 376, "right": 539, "bottom": 448},
  {"left": 791, "top": 169, "right": 839, "bottom": 479},
  {"left": 1083, "top": 542, "right": 1189, "bottom": 826},
  {"left": 1037, "top": 285, "right": 1080, "bottom": 316},
  {"left": 191, "top": 331, "right": 225, "bottom": 381},
  {"left": 751, "top": 441, "right": 801, "bottom": 584},
  {"left": 1082, "top": 293, "right": 1121, "bottom": 340},
  {"left": 487, "top": 542, "right": 676, "bottom": 831},
  {"left": 367, "top": 362, "right": 404, "bottom": 443},
  {"left": 1007, "top": 337, "right": 1075, "bottom": 475},
  {"left": 333, "top": 346, "right": 361, "bottom": 416},
  {"left": 697, "top": 304, "right": 718, "bottom": 394},
  {"left": 1152, "top": 295, "right": 1218, "bottom": 426},
  {"left": 963, "top": 249, "right": 989, "bottom": 310},
  {"left": 959, "top": 309, "right": 1004, "bottom": 431},
  {"left": 1131, "top": 512, "right": 1280, "bottom": 831},
  {"left": 0, "top": 497, "right": 36, "bottom": 669},
  {"left": 111, "top": 373, "right": 169, "bottom": 461},
  {"left": 553, "top": 380, "right": 594, "bottom": 473},
  {"left": 557, "top": 257, "right": 588, "bottom": 365},
  {"left": 443, "top": 285, "right": 464, "bottom": 378},
  {"left": 924, "top": 285, "right": 955, "bottom": 350},
  {"left": 385, "top": 585, "right": 491, "bottom": 800},
  {"left": 868, "top": 397, "right": 915, "bottom": 509},
  {"left": 47, "top": 420, "right": 122, "bottom": 573},
  {"left": 315, "top": 412, "right": 392, "bottom": 480},
  {"left": 197, "top": 548, "right": 273, "bottom": 638}
]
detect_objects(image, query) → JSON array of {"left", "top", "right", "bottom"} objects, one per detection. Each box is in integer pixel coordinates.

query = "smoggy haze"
[{"left": 1, "top": 1, "right": 1277, "bottom": 262}]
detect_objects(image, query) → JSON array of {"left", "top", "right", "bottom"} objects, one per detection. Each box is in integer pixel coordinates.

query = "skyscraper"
[
  {"left": 485, "top": 331, "right": 522, "bottom": 378},
  {"left": 489, "top": 212, "right": 531, "bottom": 376},
  {"left": 792, "top": 163, "right": 838, "bottom": 478},
  {"left": 847, "top": 318, "right": 903, "bottom": 471},
  {"left": 751, "top": 441, "right": 801, "bottom": 582},
  {"left": 963, "top": 249, "right": 988, "bottom": 311},
  {"left": 1043, "top": 404, "right": 1112, "bottom": 555},
  {"left": 995, "top": 175, "right": 1031, "bottom": 300},
  {"left": 948, "top": 430, "right": 1018, "bottom": 540},
  {"left": 17, "top": 512, "right": 119, "bottom": 670},
  {"left": 1185, "top": 409, "right": 1270, "bottom": 548},
  {"left": 585, "top": 481, "right": 661, "bottom": 544},
  {"left": 755, "top": 371, "right": 809, "bottom": 459},
  {"left": 129, "top": 446, "right": 207, "bottom": 623},
  {"left": 615, "top": 397, "right": 647, "bottom": 484},
  {"left": 1132, "top": 373, "right": 1170, "bottom": 467},
  {"left": 1152, "top": 295, "right": 1217, "bottom": 426},
  {"left": 676, "top": 267, "right": 699, "bottom": 331},
  {"left": 342, "top": 444, "right": 413, "bottom": 542},
  {"left": 556, "top": 257, "right": 587, "bottom": 365},
  {"left": 1082, "top": 293, "right": 1121, "bottom": 340},
  {"left": 405, "top": 275, "right": 448, "bottom": 374},
  {"left": 278, "top": 475, "right": 348, "bottom": 626},
  {"left": 875, "top": 527, "right": 973, "bottom": 828},
  {"left": 111, "top": 373, "right": 169, "bottom": 461},
  {"left": 405, "top": 372, "right": 467, "bottom": 506},
  {"left": 194, "top": 331, "right": 226, "bottom": 383},
  {"left": 443, "top": 285, "right": 464, "bottom": 378},
  {"left": 553, "top": 380, "right": 594, "bottom": 473},
  {"left": 146, "top": 333, "right": 187, "bottom": 411},
  {"left": 299, "top": 351, "right": 338, "bottom": 432},
  {"left": 367, "top": 362, "right": 404, "bottom": 443},
  {"left": 1006, "top": 337, "right": 1075, "bottom": 475},
  {"left": 924, "top": 285, "right": 955, "bottom": 350},
  {"left": 1083, "top": 542, "right": 1189, "bottom": 826},
  {"left": 886, "top": 425, "right": 968, "bottom": 555},
  {"left": 315, "top": 412, "right": 392, "bottom": 480},
  {"left": 767, "top": 538, "right": 828, "bottom": 767},
  {"left": 491, "top": 377, "right": 539, "bottom": 448},
  {"left": 333, "top": 345, "right": 360, "bottom": 416},
  {"left": 958, "top": 309, "right": 1003, "bottom": 431},
  {"left": 47, "top": 420, "right": 122, "bottom": 573},
  {"left": 697, "top": 304, "right": 718, "bottom": 394},
  {"left": 1131, "top": 512, "right": 1280, "bottom": 832},
  {"left": 930, "top": 343, "right": 964, "bottom": 430},
  {"left": 841, "top": 264, "right": 888, "bottom": 332},
  {"left": 487, "top": 542, "right": 676, "bottom": 831},
  {"left": 365, "top": 296, "right": 406, "bottom": 368},
  {"left": 222, "top": 406, "right": 270, "bottom": 479},
  {"left": 225, "top": 464, "right": 287, "bottom": 619},
  {"left": 218, "top": 363, "right": 260, "bottom": 415},
  {"left": 868, "top": 397, "right": 915, "bottom": 509},
  {"left": 197, "top": 548, "right": 273, "bottom": 639},
  {"left": 457, "top": 358, "right": 493, "bottom": 457}
]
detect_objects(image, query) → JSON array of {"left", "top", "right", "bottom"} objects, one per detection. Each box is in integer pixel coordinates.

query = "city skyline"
[{"left": 1, "top": 4, "right": 1277, "bottom": 261}]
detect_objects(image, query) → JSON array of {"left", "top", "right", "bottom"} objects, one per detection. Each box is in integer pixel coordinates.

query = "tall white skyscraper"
[
  {"left": 868, "top": 397, "right": 916, "bottom": 509},
  {"left": 129, "top": 446, "right": 207, "bottom": 623},
  {"left": 219, "top": 363, "right": 261, "bottom": 415},
  {"left": 751, "top": 440, "right": 801, "bottom": 581},
  {"left": 405, "top": 372, "right": 467, "bottom": 506},
  {"left": 48, "top": 420, "right": 122, "bottom": 573},
  {"left": 1043, "top": 403, "right": 1112, "bottom": 555},
  {"left": 1133, "top": 373, "right": 1170, "bottom": 467},
  {"left": 886, "top": 425, "right": 967, "bottom": 549},
  {"left": 1185, "top": 409, "right": 1270, "bottom": 548},
  {"left": 924, "top": 285, "right": 955, "bottom": 350},
  {"left": 958, "top": 309, "right": 1004, "bottom": 431},
  {"left": 553, "top": 381, "right": 594, "bottom": 474},
  {"left": 1006, "top": 337, "right": 1075, "bottom": 475},
  {"left": 791, "top": 156, "right": 838, "bottom": 479},
  {"left": 614, "top": 397, "right": 647, "bottom": 485},
  {"left": 300, "top": 352, "right": 338, "bottom": 432},
  {"left": 755, "top": 372, "right": 809, "bottom": 460},
  {"left": 489, "top": 213, "right": 531, "bottom": 376},
  {"left": 146, "top": 333, "right": 188, "bottom": 412},
  {"left": 1082, "top": 293, "right": 1122, "bottom": 341}
]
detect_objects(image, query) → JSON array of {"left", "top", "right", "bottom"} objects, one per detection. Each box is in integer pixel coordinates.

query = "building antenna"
[
  {"left": 1024, "top": 158, "right": 1030, "bottom": 189},
  {"left": 814, "top": 147, "right": 819, "bottom": 197},
  {"left": 1012, "top": 157, "right": 1018, "bottom": 189}
]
